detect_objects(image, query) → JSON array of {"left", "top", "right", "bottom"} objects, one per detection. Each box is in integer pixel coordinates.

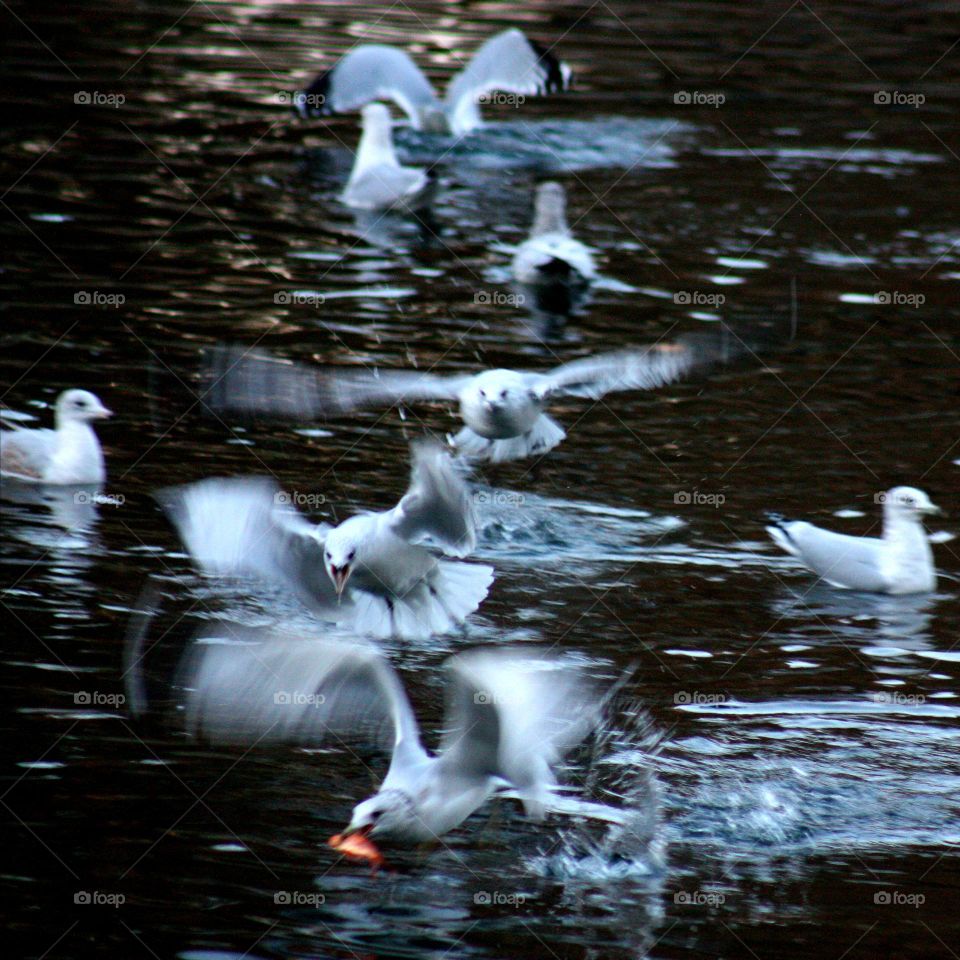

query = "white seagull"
[
  {"left": 0, "top": 389, "right": 111, "bottom": 485},
  {"left": 180, "top": 628, "right": 625, "bottom": 849},
  {"left": 158, "top": 442, "right": 493, "bottom": 639},
  {"left": 766, "top": 486, "right": 941, "bottom": 595},
  {"left": 512, "top": 181, "right": 596, "bottom": 290},
  {"left": 341, "top": 103, "right": 433, "bottom": 211},
  {"left": 296, "top": 28, "right": 572, "bottom": 135},
  {"left": 209, "top": 333, "right": 736, "bottom": 464}
]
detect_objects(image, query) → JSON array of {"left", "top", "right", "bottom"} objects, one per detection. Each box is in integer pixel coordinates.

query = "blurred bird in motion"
[
  {"left": 207, "top": 331, "right": 742, "bottom": 464},
  {"left": 157, "top": 441, "right": 493, "bottom": 639},
  {"left": 176, "top": 625, "right": 630, "bottom": 857},
  {"left": 295, "top": 28, "right": 572, "bottom": 135}
]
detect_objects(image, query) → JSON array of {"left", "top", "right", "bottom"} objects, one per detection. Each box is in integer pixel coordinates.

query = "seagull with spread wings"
[
  {"left": 295, "top": 29, "right": 572, "bottom": 135},
  {"left": 158, "top": 442, "right": 493, "bottom": 639}
]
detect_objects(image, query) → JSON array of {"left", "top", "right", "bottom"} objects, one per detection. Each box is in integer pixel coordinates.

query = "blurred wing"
[
  {"left": 438, "top": 648, "right": 601, "bottom": 816},
  {"left": 157, "top": 476, "right": 339, "bottom": 613},
  {"left": 181, "top": 625, "right": 425, "bottom": 763},
  {"left": 445, "top": 29, "right": 571, "bottom": 123},
  {"left": 533, "top": 334, "right": 733, "bottom": 402},
  {"left": 342, "top": 165, "right": 429, "bottom": 210},
  {"left": 387, "top": 441, "right": 477, "bottom": 556},
  {"left": 207, "top": 346, "right": 469, "bottom": 419},
  {"left": 0, "top": 428, "right": 56, "bottom": 479},
  {"left": 297, "top": 44, "right": 439, "bottom": 122}
]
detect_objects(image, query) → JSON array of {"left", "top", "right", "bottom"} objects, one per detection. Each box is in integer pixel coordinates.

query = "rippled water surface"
[{"left": 3, "top": 1, "right": 960, "bottom": 957}]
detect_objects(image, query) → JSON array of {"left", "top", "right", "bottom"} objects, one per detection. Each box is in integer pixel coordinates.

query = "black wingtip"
[
  {"left": 764, "top": 512, "right": 793, "bottom": 530},
  {"left": 294, "top": 69, "right": 336, "bottom": 119},
  {"left": 529, "top": 38, "right": 572, "bottom": 94}
]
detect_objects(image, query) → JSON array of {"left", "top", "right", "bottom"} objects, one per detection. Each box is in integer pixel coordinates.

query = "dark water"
[{"left": 3, "top": 1, "right": 960, "bottom": 957}]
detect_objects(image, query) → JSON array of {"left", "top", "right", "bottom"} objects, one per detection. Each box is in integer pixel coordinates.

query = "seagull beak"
[
  {"left": 328, "top": 563, "right": 351, "bottom": 595},
  {"left": 923, "top": 502, "right": 944, "bottom": 516},
  {"left": 95, "top": 405, "right": 113, "bottom": 420}
]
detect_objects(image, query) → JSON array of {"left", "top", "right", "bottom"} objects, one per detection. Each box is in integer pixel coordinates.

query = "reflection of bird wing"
[
  {"left": 531, "top": 335, "right": 730, "bottom": 402},
  {"left": 157, "top": 476, "right": 339, "bottom": 613},
  {"left": 438, "top": 649, "right": 601, "bottom": 818},
  {"left": 387, "top": 441, "right": 478, "bottom": 556},
  {"left": 297, "top": 44, "right": 439, "bottom": 122},
  {"left": 182, "top": 626, "right": 426, "bottom": 768},
  {"left": 0, "top": 427, "right": 57, "bottom": 479},
  {"left": 444, "top": 29, "right": 571, "bottom": 132},
  {"left": 342, "top": 164, "right": 429, "bottom": 211},
  {"left": 207, "top": 346, "right": 471, "bottom": 419}
]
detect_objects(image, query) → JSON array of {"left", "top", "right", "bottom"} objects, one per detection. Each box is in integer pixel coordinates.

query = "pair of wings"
[
  {"left": 206, "top": 333, "right": 733, "bottom": 421},
  {"left": 180, "top": 625, "right": 600, "bottom": 808},
  {"left": 298, "top": 29, "right": 570, "bottom": 126},
  {"left": 157, "top": 441, "right": 478, "bottom": 612}
]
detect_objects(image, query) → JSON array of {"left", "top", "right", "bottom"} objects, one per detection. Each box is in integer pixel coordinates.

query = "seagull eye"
[
  {"left": 479, "top": 388, "right": 486, "bottom": 398},
  {"left": 370, "top": 809, "right": 381, "bottom": 821},
  {"left": 347, "top": 550, "right": 356, "bottom": 561},
  {"left": 325, "top": 550, "right": 332, "bottom": 560},
  {"left": 499, "top": 389, "right": 507, "bottom": 399}
]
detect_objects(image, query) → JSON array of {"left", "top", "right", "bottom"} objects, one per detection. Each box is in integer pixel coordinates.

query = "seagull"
[
  {"left": 0, "top": 389, "right": 111, "bottom": 484},
  {"left": 296, "top": 28, "right": 572, "bottom": 135},
  {"left": 208, "top": 332, "right": 737, "bottom": 464},
  {"left": 766, "top": 486, "right": 941, "bottom": 595},
  {"left": 178, "top": 628, "right": 627, "bottom": 848},
  {"left": 158, "top": 441, "right": 494, "bottom": 640},
  {"left": 512, "top": 181, "right": 596, "bottom": 293},
  {"left": 341, "top": 103, "right": 433, "bottom": 211}
]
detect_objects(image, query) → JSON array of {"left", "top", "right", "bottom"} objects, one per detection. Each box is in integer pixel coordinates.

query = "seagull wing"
[
  {"left": 386, "top": 441, "right": 478, "bottom": 556},
  {"left": 157, "top": 476, "right": 339, "bottom": 612},
  {"left": 437, "top": 648, "right": 601, "bottom": 818},
  {"left": 207, "top": 346, "right": 470, "bottom": 419},
  {"left": 531, "top": 333, "right": 733, "bottom": 402},
  {"left": 0, "top": 427, "right": 56, "bottom": 480},
  {"left": 444, "top": 29, "right": 571, "bottom": 132},
  {"left": 297, "top": 44, "right": 439, "bottom": 123},
  {"left": 181, "top": 625, "right": 426, "bottom": 766}
]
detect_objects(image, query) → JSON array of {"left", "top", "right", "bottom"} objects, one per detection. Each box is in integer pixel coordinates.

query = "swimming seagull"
[
  {"left": 766, "top": 486, "right": 941, "bottom": 594},
  {"left": 158, "top": 441, "right": 494, "bottom": 640},
  {"left": 208, "top": 333, "right": 738, "bottom": 464},
  {"left": 296, "top": 28, "right": 572, "bottom": 135},
  {"left": 341, "top": 103, "right": 433, "bottom": 211},
  {"left": 0, "top": 389, "right": 112, "bottom": 484},
  {"left": 512, "top": 181, "right": 596, "bottom": 291},
  {"left": 179, "top": 629, "right": 628, "bottom": 846}
]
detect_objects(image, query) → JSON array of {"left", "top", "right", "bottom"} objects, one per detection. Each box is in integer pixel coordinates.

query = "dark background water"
[{"left": 2, "top": 1, "right": 960, "bottom": 957}]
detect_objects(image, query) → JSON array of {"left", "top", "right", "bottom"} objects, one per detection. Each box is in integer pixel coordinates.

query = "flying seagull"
[
  {"left": 179, "top": 628, "right": 627, "bottom": 851},
  {"left": 158, "top": 441, "right": 494, "bottom": 639},
  {"left": 208, "top": 332, "right": 738, "bottom": 464},
  {"left": 766, "top": 485, "right": 941, "bottom": 594},
  {"left": 296, "top": 28, "right": 572, "bottom": 135},
  {"left": 1, "top": 389, "right": 112, "bottom": 484}
]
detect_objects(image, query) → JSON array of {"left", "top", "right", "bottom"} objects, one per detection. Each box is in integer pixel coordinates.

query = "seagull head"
[
  {"left": 324, "top": 523, "right": 360, "bottom": 596},
  {"left": 345, "top": 788, "right": 414, "bottom": 838},
  {"left": 56, "top": 389, "right": 112, "bottom": 425},
  {"left": 882, "top": 486, "right": 942, "bottom": 519}
]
